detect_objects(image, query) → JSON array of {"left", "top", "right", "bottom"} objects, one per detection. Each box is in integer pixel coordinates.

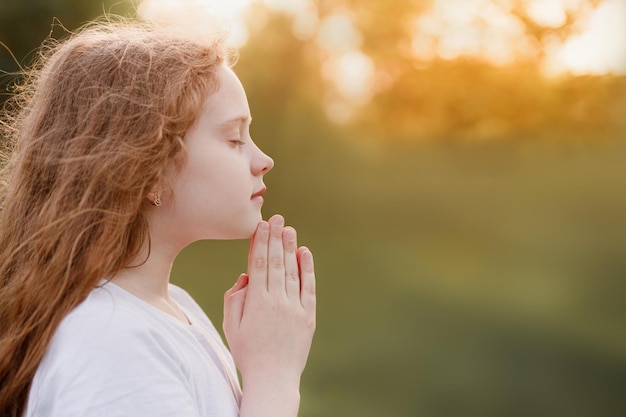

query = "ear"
[{"left": 147, "top": 191, "right": 162, "bottom": 207}]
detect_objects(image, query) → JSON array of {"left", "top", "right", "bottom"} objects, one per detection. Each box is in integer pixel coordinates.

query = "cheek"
[
  {"left": 171, "top": 153, "right": 253, "bottom": 212},
  {"left": 179, "top": 161, "right": 250, "bottom": 213}
]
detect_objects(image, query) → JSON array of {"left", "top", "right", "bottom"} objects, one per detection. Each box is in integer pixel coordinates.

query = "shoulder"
[
  {"left": 53, "top": 284, "right": 165, "bottom": 347},
  {"left": 39, "top": 285, "right": 183, "bottom": 375},
  {"left": 27, "top": 285, "right": 199, "bottom": 416}
]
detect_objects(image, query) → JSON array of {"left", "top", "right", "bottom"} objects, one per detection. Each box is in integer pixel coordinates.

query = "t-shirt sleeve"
[{"left": 26, "top": 305, "right": 201, "bottom": 417}]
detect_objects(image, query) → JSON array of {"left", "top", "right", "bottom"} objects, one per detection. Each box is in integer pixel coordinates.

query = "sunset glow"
[
  {"left": 138, "top": 0, "right": 625, "bottom": 77},
  {"left": 555, "top": 0, "right": 626, "bottom": 75}
]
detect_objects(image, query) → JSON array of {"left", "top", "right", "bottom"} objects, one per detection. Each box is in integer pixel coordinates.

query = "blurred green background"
[{"left": 1, "top": 1, "right": 625, "bottom": 416}]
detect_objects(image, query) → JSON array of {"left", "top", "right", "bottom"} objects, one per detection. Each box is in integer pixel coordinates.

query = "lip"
[{"left": 251, "top": 186, "right": 266, "bottom": 202}]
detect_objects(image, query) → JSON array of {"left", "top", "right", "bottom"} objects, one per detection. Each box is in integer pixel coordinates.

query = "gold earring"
[{"left": 152, "top": 193, "right": 162, "bottom": 207}]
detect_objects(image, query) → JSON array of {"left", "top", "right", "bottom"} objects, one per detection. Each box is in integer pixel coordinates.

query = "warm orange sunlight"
[
  {"left": 137, "top": 0, "right": 254, "bottom": 46},
  {"left": 551, "top": 0, "right": 626, "bottom": 75},
  {"left": 137, "top": 0, "right": 318, "bottom": 47},
  {"left": 139, "top": 0, "right": 625, "bottom": 75},
  {"left": 412, "top": 0, "right": 625, "bottom": 76},
  {"left": 137, "top": 0, "right": 625, "bottom": 125}
]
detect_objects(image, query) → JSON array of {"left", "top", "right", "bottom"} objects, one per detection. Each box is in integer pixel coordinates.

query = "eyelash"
[{"left": 229, "top": 139, "right": 245, "bottom": 147}]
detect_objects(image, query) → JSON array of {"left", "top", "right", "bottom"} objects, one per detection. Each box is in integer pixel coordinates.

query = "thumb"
[{"left": 223, "top": 274, "right": 249, "bottom": 331}]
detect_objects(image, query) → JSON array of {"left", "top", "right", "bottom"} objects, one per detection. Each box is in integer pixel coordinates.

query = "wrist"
[
  {"left": 240, "top": 365, "right": 303, "bottom": 389},
  {"left": 240, "top": 379, "right": 301, "bottom": 417}
]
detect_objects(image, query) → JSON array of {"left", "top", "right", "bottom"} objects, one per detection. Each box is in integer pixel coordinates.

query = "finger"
[
  {"left": 223, "top": 274, "right": 249, "bottom": 331},
  {"left": 283, "top": 226, "right": 300, "bottom": 300},
  {"left": 267, "top": 214, "right": 285, "bottom": 294},
  {"left": 246, "top": 221, "right": 262, "bottom": 272},
  {"left": 297, "top": 247, "right": 316, "bottom": 313},
  {"left": 225, "top": 273, "right": 249, "bottom": 295},
  {"left": 248, "top": 221, "right": 269, "bottom": 293},
  {"left": 247, "top": 219, "right": 262, "bottom": 270}
]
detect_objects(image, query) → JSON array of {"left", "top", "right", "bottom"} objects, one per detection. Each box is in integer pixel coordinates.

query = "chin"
[
  {"left": 241, "top": 216, "right": 262, "bottom": 239},
  {"left": 216, "top": 215, "right": 261, "bottom": 240}
]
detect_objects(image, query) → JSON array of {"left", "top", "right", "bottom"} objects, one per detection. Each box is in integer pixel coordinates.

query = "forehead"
[
  {"left": 183, "top": 65, "right": 251, "bottom": 143},
  {"left": 201, "top": 65, "right": 250, "bottom": 122}
]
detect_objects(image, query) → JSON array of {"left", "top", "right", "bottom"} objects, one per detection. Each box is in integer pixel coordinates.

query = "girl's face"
[{"left": 156, "top": 65, "right": 274, "bottom": 245}]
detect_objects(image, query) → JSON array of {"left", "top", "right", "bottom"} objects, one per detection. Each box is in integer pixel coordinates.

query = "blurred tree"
[
  {"left": 1, "top": 0, "right": 624, "bottom": 142},
  {"left": 273, "top": 0, "right": 625, "bottom": 141}
]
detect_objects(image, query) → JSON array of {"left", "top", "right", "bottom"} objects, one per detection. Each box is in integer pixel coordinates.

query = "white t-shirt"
[{"left": 25, "top": 281, "right": 241, "bottom": 417}]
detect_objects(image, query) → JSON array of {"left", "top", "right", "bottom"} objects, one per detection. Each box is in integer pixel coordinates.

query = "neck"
[
  {"left": 109, "top": 218, "right": 188, "bottom": 322},
  {"left": 110, "top": 241, "right": 177, "bottom": 298}
]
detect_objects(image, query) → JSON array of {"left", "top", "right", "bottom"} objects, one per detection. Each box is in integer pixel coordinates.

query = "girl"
[{"left": 0, "top": 18, "right": 316, "bottom": 417}]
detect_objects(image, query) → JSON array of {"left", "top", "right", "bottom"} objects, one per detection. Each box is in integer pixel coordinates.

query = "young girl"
[{"left": 0, "top": 18, "right": 316, "bottom": 417}]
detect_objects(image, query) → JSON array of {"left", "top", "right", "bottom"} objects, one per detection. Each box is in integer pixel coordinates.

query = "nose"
[{"left": 252, "top": 146, "right": 274, "bottom": 176}]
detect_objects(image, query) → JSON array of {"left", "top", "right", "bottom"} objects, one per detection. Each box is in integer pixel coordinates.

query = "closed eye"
[{"left": 229, "top": 139, "right": 246, "bottom": 148}]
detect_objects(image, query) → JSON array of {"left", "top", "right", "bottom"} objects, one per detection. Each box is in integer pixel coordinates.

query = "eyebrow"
[{"left": 219, "top": 116, "right": 251, "bottom": 130}]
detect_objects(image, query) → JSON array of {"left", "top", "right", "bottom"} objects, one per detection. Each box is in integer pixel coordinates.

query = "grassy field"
[{"left": 171, "top": 134, "right": 626, "bottom": 417}]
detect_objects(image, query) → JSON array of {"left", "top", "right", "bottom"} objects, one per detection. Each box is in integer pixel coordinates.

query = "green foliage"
[{"left": 357, "top": 61, "right": 626, "bottom": 141}]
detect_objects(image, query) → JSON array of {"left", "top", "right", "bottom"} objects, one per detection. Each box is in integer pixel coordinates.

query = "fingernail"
[
  {"left": 258, "top": 221, "right": 269, "bottom": 232},
  {"left": 240, "top": 274, "right": 249, "bottom": 286},
  {"left": 303, "top": 250, "right": 313, "bottom": 263},
  {"left": 270, "top": 215, "right": 284, "bottom": 227},
  {"left": 232, "top": 273, "right": 245, "bottom": 287},
  {"left": 284, "top": 227, "right": 296, "bottom": 240}
]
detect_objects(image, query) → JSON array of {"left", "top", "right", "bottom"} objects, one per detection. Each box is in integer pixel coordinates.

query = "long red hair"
[{"left": 0, "top": 19, "right": 226, "bottom": 416}]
